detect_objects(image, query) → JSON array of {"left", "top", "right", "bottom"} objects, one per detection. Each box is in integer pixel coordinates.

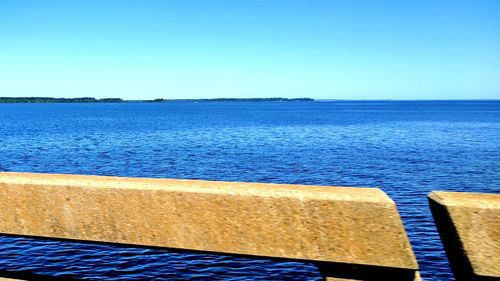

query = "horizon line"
[{"left": 0, "top": 97, "right": 499, "bottom": 101}]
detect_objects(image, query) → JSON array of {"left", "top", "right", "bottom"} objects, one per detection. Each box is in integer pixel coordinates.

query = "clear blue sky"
[{"left": 1, "top": 0, "right": 499, "bottom": 99}]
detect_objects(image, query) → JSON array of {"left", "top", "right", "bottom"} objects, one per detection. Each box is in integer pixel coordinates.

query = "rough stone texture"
[
  {"left": 0, "top": 172, "right": 418, "bottom": 279},
  {"left": 429, "top": 191, "right": 500, "bottom": 281}
]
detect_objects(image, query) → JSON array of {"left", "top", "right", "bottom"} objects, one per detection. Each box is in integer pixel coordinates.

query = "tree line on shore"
[{"left": 0, "top": 97, "right": 314, "bottom": 103}]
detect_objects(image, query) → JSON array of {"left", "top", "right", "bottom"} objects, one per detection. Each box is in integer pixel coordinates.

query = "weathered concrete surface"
[
  {"left": 0, "top": 172, "right": 418, "bottom": 279},
  {"left": 429, "top": 191, "right": 500, "bottom": 281}
]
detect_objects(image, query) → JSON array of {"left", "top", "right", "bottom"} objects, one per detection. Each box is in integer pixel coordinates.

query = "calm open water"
[{"left": 0, "top": 101, "right": 498, "bottom": 280}]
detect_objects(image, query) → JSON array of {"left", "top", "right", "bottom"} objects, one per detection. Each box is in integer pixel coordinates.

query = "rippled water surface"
[{"left": 0, "top": 101, "right": 499, "bottom": 280}]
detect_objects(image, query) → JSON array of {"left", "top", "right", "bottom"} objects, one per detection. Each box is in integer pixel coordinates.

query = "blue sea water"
[{"left": 0, "top": 100, "right": 498, "bottom": 280}]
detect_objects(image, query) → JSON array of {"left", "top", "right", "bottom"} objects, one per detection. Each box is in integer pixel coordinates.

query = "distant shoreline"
[
  {"left": 0, "top": 97, "right": 497, "bottom": 103},
  {"left": 0, "top": 97, "right": 314, "bottom": 103}
]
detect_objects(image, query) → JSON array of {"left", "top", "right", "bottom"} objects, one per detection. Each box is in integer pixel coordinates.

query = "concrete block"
[
  {"left": 429, "top": 191, "right": 500, "bottom": 281},
  {"left": 0, "top": 172, "right": 418, "bottom": 280}
]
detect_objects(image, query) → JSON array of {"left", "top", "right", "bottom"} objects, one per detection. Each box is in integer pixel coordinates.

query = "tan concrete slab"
[
  {"left": 429, "top": 191, "right": 500, "bottom": 280},
  {"left": 0, "top": 172, "right": 417, "bottom": 273}
]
